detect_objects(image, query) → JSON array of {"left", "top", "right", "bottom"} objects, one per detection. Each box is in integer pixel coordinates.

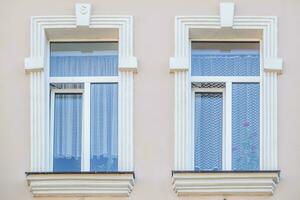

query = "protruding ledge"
[
  {"left": 24, "top": 57, "right": 44, "bottom": 72},
  {"left": 169, "top": 57, "right": 189, "bottom": 72},
  {"left": 119, "top": 56, "right": 138, "bottom": 72},
  {"left": 26, "top": 171, "right": 135, "bottom": 197},
  {"left": 172, "top": 170, "right": 280, "bottom": 196},
  {"left": 264, "top": 58, "right": 283, "bottom": 73}
]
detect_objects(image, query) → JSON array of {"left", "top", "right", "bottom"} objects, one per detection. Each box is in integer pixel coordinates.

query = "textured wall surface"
[{"left": 0, "top": 0, "right": 299, "bottom": 199}]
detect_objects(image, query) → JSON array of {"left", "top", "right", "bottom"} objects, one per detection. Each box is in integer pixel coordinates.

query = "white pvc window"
[
  {"left": 191, "top": 41, "right": 261, "bottom": 171},
  {"left": 49, "top": 42, "right": 119, "bottom": 172}
]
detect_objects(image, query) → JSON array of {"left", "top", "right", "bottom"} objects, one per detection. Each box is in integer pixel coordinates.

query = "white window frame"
[
  {"left": 170, "top": 2, "right": 282, "bottom": 196},
  {"left": 191, "top": 39, "right": 263, "bottom": 171},
  {"left": 50, "top": 88, "right": 84, "bottom": 171},
  {"left": 24, "top": 4, "right": 137, "bottom": 197},
  {"left": 49, "top": 49, "right": 119, "bottom": 171}
]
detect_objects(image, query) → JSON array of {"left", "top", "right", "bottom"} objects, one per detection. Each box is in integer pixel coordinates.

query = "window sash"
[
  {"left": 50, "top": 89, "right": 84, "bottom": 172},
  {"left": 50, "top": 81, "right": 119, "bottom": 172},
  {"left": 192, "top": 80, "right": 261, "bottom": 171},
  {"left": 192, "top": 88, "right": 225, "bottom": 170}
]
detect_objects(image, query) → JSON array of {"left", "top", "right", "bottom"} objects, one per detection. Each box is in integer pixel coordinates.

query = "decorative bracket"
[
  {"left": 169, "top": 57, "right": 189, "bottom": 72},
  {"left": 119, "top": 56, "right": 138, "bottom": 72},
  {"left": 24, "top": 57, "right": 44, "bottom": 72},
  {"left": 220, "top": 2, "right": 235, "bottom": 27},
  {"left": 264, "top": 58, "right": 283, "bottom": 73},
  {"left": 75, "top": 3, "right": 91, "bottom": 27}
]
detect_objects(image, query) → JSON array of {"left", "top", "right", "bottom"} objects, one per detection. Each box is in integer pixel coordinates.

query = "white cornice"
[
  {"left": 26, "top": 173, "right": 134, "bottom": 197},
  {"left": 172, "top": 171, "right": 280, "bottom": 196}
]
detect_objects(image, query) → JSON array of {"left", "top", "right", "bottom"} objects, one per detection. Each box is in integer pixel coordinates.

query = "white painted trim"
[
  {"left": 82, "top": 82, "right": 90, "bottom": 171},
  {"left": 172, "top": 171, "right": 279, "bottom": 196},
  {"left": 224, "top": 81, "right": 232, "bottom": 170},
  {"left": 75, "top": 4, "right": 91, "bottom": 27},
  {"left": 170, "top": 3, "right": 282, "bottom": 174},
  {"left": 51, "top": 50, "right": 118, "bottom": 56},
  {"left": 24, "top": 3, "right": 136, "bottom": 185},
  {"left": 26, "top": 173, "right": 134, "bottom": 197},
  {"left": 49, "top": 76, "right": 119, "bottom": 83}
]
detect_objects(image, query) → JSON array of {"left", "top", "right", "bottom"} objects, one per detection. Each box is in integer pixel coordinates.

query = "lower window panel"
[
  {"left": 90, "top": 83, "right": 118, "bottom": 171},
  {"left": 232, "top": 83, "right": 260, "bottom": 170},
  {"left": 53, "top": 93, "right": 82, "bottom": 172},
  {"left": 194, "top": 92, "right": 223, "bottom": 170}
]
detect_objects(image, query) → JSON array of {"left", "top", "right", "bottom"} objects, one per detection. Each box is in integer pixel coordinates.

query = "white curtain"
[
  {"left": 53, "top": 93, "right": 82, "bottom": 159},
  {"left": 90, "top": 83, "right": 118, "bottom": 171},
  {"left": 50, "top": 54, "right": 118, "bottom": 77}
]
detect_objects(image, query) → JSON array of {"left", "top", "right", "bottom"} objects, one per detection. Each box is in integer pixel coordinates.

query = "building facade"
[{"left": 0, "top": 0, "right": 299, "bottom": 199}]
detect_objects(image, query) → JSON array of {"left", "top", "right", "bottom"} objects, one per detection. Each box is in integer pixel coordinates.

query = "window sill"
[
  {"left": 26, "top": 171, "right": 135, "bottom": 197},
  {"left": 172, "top": 170, "right": 280, "bottom": 196}
]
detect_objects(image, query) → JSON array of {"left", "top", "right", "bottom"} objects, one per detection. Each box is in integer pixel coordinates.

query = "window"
[
  {"left": 49, "top": 42, "right": 119, "bottom": 172},
  {"left": 170, "top": 7, "right": 282, "bottom": 196},
  {"left": 25, "top": 11, "right": 136, "bottom": 196},
  {"left": 191, "top": 41, "right": 261, "bottom": 171}
]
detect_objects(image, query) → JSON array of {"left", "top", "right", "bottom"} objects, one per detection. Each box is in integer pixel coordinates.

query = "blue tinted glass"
[
  {"left": 53, "top": 94, "right": 82, "bottom": 172},
  {"left": 232, "top": 83, "right": 260, "bottom": 170},
  {"left": 90, "top": 84, "right": 118, "bottom": 171},
  {"left": 50, "top": 42, "right": 118, "bottom": 77},
  {"left": 194, "top": 93, "right": 223, "bottom": 170}
]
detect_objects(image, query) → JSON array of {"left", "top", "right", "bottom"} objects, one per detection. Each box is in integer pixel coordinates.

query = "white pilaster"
[{"left": 118, "top": 71, "right": 134, "bottom": 171}]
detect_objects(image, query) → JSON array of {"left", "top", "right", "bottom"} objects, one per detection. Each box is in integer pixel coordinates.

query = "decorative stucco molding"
[
  {"left": 220, "top": 2, "right": 235, "bottom": 27},
  {"left": 24, "top": 4, "right": 136, "bottom": 174},
  {"left": 24, "top": 57, "right": 43, "bottom": 71},
  {"left": 75, "top": 3, "right": 91, "bottom": 26},
  {"left": 172, "top": 171, "right": 280, "bottom": 196},
  {"left": 26, "top": 172, "right": 135, "bottom": 197},
  {"left": 170, "top": 2, "right": 283, "bottom": 174},
  {"left": 264, "top": 58, "right": 283, "bottom": 73},
  {"left": 169, "top": 57, "right": 189, "bottom": 72}
]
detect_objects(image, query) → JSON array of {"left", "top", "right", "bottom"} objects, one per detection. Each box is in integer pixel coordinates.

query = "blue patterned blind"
[
  {"left": 191, "top": 52, "right": 260, "bottom": 76},
  {"left": 232, "top": 83, "right": 260, "bottom": 170},
  {"left": 194, "top": 92, "right": 223, "bottom": 171}
]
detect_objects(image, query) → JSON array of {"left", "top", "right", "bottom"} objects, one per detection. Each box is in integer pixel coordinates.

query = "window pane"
[
  {"left": 90, "top": 83, "right": 118, "bottom": 171},
  {"left": 194, "top": 92, "right": 223, "bottom": 170},
  {"left": 191, "top": 42, "right": 260, "bottom": 76},
  {"left": 232, "top": 83, "right": 260, "bottom": 170},
  {"left": 50, "top": 42, "right": 118, "bottom": 77},
  {"left": 53, "top": 93, "right": 82, "bottom": 172}
]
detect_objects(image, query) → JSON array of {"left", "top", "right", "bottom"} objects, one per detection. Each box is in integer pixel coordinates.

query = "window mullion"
[
  {"left": 82, "top": 82, "right": 91, "bottom": 171},
  {"left": 224, "top": 81, "right": 232, "bottom": 170}
]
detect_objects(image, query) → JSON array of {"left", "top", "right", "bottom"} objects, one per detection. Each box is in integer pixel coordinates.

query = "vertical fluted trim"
[
  {"left": 174, "top": 71, "right": 192, "bottom": 170},
  {"left": 118, "top": 71, "right": 134, "bottom": 171}
]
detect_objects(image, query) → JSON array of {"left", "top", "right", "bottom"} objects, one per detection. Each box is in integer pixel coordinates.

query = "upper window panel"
[
  {"left": 50, "top": 42, "right": 118, "bottom": 77},
  {"left": 191, "top": 42, "right": 260, "bottom": 76}
]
